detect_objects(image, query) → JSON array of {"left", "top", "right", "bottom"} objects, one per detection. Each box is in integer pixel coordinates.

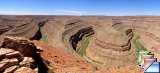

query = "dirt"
[{"left": 33, "top": 40, "right": 143, "bottom": 73}]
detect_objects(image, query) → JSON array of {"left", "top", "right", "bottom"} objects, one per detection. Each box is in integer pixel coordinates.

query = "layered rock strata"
[
  {"left": 0, "top": 16, "right": 32, "bottom": 35},
  {"left": 43, "top": 20, "right": 95, "bottom": 55},
  {"left": 69, "top": 26, "right": 94, "bottom": 50},
  {"left": 42, "top": 20, "right": 67, "bottom": 51},
  {"left": 0, "top": 19, "right": 40, "bottom": 40},
  {"left": 2, "top": 37, "right": 37, "bottom": 57},
  {"left": 1, "top": 16, "right": 158, "bottom": 68},
  {"left": 116, "top": 18, "right": 160, "bottom": 61},
  {"left": 62, "top": 20, "right": 94, "bottom": 52},
  {"left": 0, "top": 37, "right": 39, "bottom": 73},
  {"left": 85, "top": 23, "right": 137, "bottom": 67}
]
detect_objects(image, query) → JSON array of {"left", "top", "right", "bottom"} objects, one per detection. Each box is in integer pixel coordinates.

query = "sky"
[{"left": 0, "top": 0, "right": 160, "bottom": 16}]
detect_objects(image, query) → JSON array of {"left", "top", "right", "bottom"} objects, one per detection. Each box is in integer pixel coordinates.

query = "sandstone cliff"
[{"left": 0, "top": 19, "right": 40, "bottom": 40}]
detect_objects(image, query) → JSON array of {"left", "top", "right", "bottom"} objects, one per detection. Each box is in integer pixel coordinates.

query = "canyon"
[{"left": 0, "top": 15, "right": 160, "bottom": 72}]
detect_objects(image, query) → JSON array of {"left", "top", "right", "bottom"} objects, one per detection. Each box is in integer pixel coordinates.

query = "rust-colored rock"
[
  {"left": 0, "top": 40, "right": 2, "bottom": 47},
  {"left": 0, "top": 48, "right": 14, "bottom": 60},
  {"left": 0, "top": 37, "right": 38, "bottom": 73},
  {"left": 14, "top": 67, "right": 37, "bottom": 73},
  {"left": 2, "top": 36, "right": 37, "bottom": 57},
  {"left": 0, "top": 58, "right": 18, "bottom": 72},
  {"left": 0, "top": 48, "right": 14, "bottom": 56},
  {"left": 19, "top": 57, "right": 36, "bottom": 69},
  {"left": 6, "top": 51, "right": 21, "bottom": 59},
  {"left": 3, "top": 65, "right": 18, "bottom": 73}
]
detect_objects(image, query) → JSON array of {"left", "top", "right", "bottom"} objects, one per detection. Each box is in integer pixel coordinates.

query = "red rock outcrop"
[
  {"left": 0, "top": 37, "right": 38, "bottom": 73},
  {"left": 2, "top": 37, "right": 37, "bottom": 57}
]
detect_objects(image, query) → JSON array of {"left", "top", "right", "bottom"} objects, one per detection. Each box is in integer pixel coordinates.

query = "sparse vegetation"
[
  {"left": 92, "top": 60, "right": 103, "bottom": 64},
  {"left": 77, "top": 36, "right": 91, "bottom": 56},
  {"left": 40, "top": 27, "right": 48, "bottom": 43},
  {"left": 133, "top": 35, "right": 147, "bottom": 51},
  {"left": 48, "top": 69, "right": 54, "bottom": 73}
]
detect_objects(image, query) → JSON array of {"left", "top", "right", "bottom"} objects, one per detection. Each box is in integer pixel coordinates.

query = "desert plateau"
[{"left": 0, "top": 15, "right": 160, "bottom": 73}]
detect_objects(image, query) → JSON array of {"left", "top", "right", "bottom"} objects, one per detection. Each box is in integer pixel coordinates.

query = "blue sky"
[{"left": 0, "top": 0, "right": 159, "bottom": 16}]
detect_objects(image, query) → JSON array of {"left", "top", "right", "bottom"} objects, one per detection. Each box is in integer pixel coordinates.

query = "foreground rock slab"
[
  {"left": 14, "top": 67, "right": 37, "bottom": 73},
  {"left": 3, "top": 65, "right": 18, "bottom": 73},
  {"left": 0, "top": 36, "right": 39, "bottom": 73},
  {"left": 2, "top": 36, "right": 37, "bottom": 57}
]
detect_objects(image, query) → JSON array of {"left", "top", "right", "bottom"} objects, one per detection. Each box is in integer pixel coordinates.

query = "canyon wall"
[
  {"left": 43, "top": 19, "right": 94, "bottom": 58},
  {"left": 1, "top": 16, "right": 160, "bottom": 68},
  {"left": 62, "top": 20, "right": 94, "bottom": 51},
  {"left": 42, "top": 16, "right": 160, "bottom": 67},
  {"left": 0, "top": 17, "right": 31, "bottom": 35},
  {"left": 85, "top": 17, "right": 160, "bottom": 66},
  {"left": 85, "top": 21, "right": 137, "bottom": 67},
  {"left": 0, "top": 19, "right": 40, "bottom": 40},
  {"left": 42, "top": 20, "right": 66, "bottom": 51}
]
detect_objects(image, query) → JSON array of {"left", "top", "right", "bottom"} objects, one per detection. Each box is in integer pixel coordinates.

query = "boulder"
[
  {"left": 19, "top": 57, "right": 36, "bottom": 69},
  {"left": 6, "top": 51, "right": 21, "bottom": 59},
  {"left": 0, "top": 58, "right": 18, "bottom": 72},
  {"left": 0, "top": 48, "right": 14, "bottom": 60},
  {"left": 2, "top": 37, "right": 37, "bottom": 57},
  {"left": 9, "top": 58, "right": 19, "bottom": 65},
  {"left": 0, "top": 37, "right": 38, "bottom": 73},
  {"left": 14, "top": 67, "right": 37, "bottom": 73},
  {"left": 3, "top": 65, "right": 18, "bottom": 73},
  {"left": 0, "top": 62, "right": 8, "bottom": 71}
]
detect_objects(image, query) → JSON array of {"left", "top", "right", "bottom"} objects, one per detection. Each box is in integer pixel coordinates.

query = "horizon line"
[{"left": 0, "top": 14, "right": 160, "bottom": 16}]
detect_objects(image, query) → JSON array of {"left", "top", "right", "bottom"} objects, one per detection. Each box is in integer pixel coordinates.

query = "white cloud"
[
  {"left": 55, "top": 9, "right": 84, "bottom": 15},
  {"left": 92, "top": 13, "right": 110, "bottom": 15},
  {"left": 144, "top": 11, "right": 157, "bottom": 15},
  {"left": 92, "top": 13, "right": 102, "bottom": 15}
]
